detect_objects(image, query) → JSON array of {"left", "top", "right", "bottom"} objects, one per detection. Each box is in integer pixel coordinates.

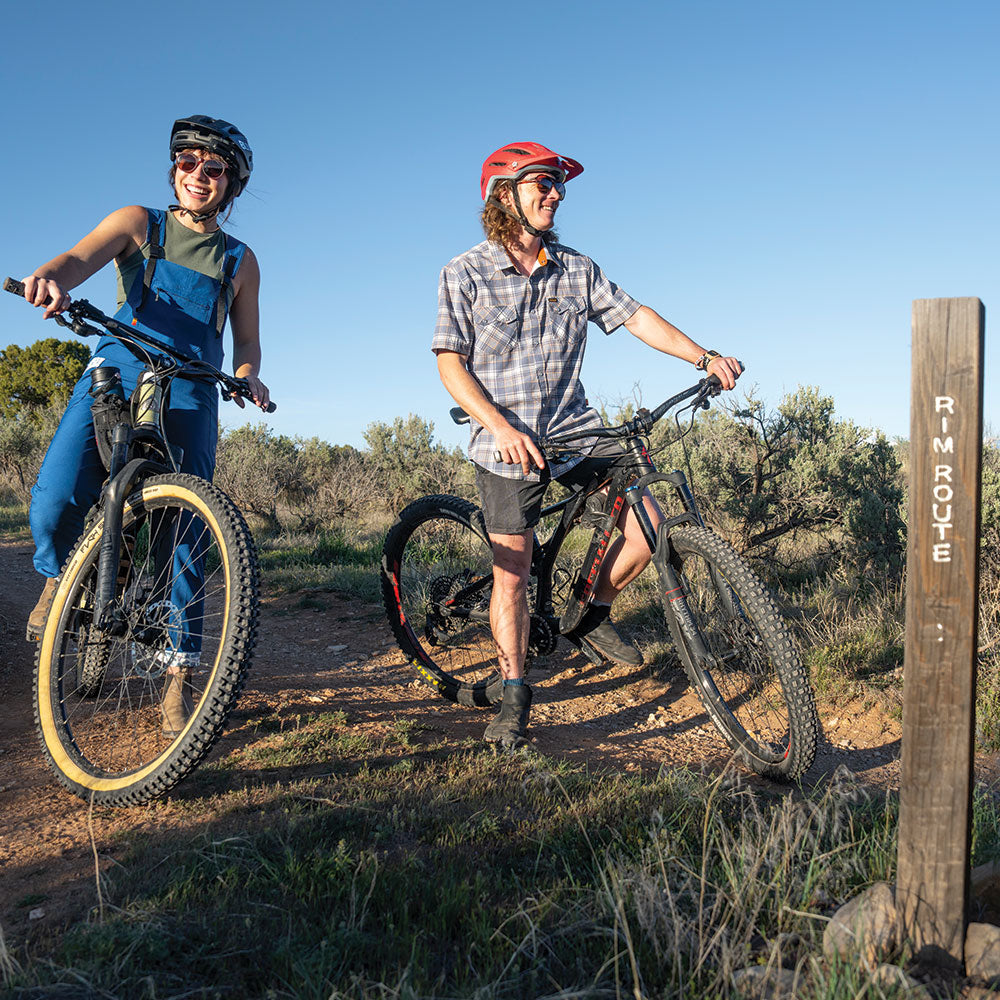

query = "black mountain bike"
[
  {"left": 5, "top": 277, "right": 275, "bottom": 806},
  {"left": 381, "top": 376, "right": 819, "bottom": 780}
]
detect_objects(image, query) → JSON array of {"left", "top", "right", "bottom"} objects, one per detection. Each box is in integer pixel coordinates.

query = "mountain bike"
[
  {"left": 381, "top": 375, "right": 819, "bottom": 780},
  {"left": 5, "top": 277, "right": 275, "bottom": 806}
]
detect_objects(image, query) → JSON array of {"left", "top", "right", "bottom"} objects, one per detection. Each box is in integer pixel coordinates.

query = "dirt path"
[{"left": 0, "top": 535, "right": 903, "bottom": 943}]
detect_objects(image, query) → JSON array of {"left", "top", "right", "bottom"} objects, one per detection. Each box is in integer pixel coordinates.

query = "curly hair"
[{"left": 480, "top": 180, "right": 558, "bottom": 248}]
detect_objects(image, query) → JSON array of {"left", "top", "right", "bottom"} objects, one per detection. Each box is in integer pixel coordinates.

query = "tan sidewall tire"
[{"left": 34, "top": 473, "right": 259, "bottom": 806}]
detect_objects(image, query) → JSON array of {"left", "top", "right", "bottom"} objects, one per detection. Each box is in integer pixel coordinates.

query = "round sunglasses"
[
  {"left": 518, "top": 174, "right": 566, "bottom": 198},
  {"left": 174, "top": 152, "right": 229, "bottom": 180}
]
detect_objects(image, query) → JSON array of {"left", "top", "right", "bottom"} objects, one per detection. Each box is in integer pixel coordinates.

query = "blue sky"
[{"left": 1, "top": 0, "right": 995, "bottom": 451}]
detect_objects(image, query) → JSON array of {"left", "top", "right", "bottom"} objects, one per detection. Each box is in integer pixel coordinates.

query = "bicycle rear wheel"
[
  {"left": 664, "top": 525, "right": 819, "bottom": 780},
  {"left": 381, "top": 495, "right": 502, "bottom": 707},
  {"left": 34, "top": 473, "right": 259, "bottom": 806}
]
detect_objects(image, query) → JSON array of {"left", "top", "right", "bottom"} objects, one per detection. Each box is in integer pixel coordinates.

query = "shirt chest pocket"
[
  {"left": 472, "top": 303, "right": 520, "bottom": 355},
  {"left": 550, "top": 295, "right": 587, "bottom": 345}
]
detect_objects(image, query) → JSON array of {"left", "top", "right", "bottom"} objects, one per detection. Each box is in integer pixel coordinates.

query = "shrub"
[
  {"left": 362, "top": 414, "right": 470, "bottom": 505},
  {"left": 0, "top": 338, "right": 89, "bottom": 418},
  {"left": 0, "top": 402, "right": 64, "bottom": 503},
  {"left": 647, "top": 385, "right": 905, "bottom": 582},
  {"left": 214, "top": 424, "right": 303, "bottom": 531}
]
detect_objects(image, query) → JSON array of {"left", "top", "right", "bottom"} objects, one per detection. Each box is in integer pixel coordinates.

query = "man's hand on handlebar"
[
  {"left": 21, "top": 275, "right": 70, "bottom": 320},
  {"left": 493, "top": 424, "right": 545, "bottom": 475},
  {"left": 705, "top": 356, "right": 743, "bottom": 390}
]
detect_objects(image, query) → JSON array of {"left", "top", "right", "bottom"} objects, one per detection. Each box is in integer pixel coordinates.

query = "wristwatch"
[{"left": 696, "top": 350, "right": 721, "bottom": 371}]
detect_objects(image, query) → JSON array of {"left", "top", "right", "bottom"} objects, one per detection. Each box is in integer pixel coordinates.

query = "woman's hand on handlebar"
[
  {"left": 705, "top": 355, "right": 743, "bottom": 390},
  {"left": 230, "top": 373, "right": 271, "bottom": 412},
  {"left": 21, "top": 275, "right": 70, "bottom": 320}
]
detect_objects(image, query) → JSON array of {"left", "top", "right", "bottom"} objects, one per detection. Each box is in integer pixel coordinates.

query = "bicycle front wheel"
[
  {"left": 34, "top": 473, "right": 259, "bottom": 806},
  {"left": 381, "top": 495, "right": 501, "bottom": 707},
  {"left": 664, "top": 526, "right": 819, "bottom": 781}
]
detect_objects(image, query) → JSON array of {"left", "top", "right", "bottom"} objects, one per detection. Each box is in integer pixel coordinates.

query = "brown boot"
[
  {"left": 161, "top": 668, "right": 194, "bottom": 737},
  {"left": 26, "top": 577, "right": 58, "bottom": 641}
]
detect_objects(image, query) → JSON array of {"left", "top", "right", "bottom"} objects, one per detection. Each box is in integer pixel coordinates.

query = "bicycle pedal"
[{"left": 563, "top": 633, "right": 604, "bottom": 666}]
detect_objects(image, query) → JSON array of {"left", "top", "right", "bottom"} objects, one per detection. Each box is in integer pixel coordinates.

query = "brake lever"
[{"left": 53, "top": 312, "right": 102, "bottom": 338}]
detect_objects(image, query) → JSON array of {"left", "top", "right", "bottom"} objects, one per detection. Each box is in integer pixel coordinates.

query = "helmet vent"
[{"left": 504, "top": 147, "right": 531, "bottom": 155}]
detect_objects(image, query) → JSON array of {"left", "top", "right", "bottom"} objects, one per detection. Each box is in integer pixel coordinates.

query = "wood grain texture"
[{"left": 897, "top": 298, "right": 984, "bottom": 969}]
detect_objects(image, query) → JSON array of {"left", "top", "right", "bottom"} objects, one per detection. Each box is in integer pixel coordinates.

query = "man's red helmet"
[{"left": 480, "top": 142, "right": 584, "bottom": 200}]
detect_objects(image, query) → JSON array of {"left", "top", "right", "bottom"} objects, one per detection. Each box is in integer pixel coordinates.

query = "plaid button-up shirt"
[{"left": 432, "top": 240, "right": 640, "bottom": 480}]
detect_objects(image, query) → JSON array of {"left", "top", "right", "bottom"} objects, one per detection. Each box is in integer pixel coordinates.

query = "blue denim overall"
[{"left": 29, "top": 208, "right": 247, "bottom": 656}]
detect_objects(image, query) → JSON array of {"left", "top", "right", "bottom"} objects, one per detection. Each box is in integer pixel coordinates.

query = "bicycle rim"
[
  {"left": 35, "top": 474, "right": 258, "bottom": 805},
  {"left": 667, "top": 526, "right": 818, "bottom": 780},
  {"left": 381, "top": 495, "right": 501, "bottom": 706}
]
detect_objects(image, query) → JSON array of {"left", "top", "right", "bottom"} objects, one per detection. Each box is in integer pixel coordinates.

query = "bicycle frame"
[
  {"left": 530, "top": 437, "right": 703, "bottom": 633},
  {"left": 440, "top": 378, "right": 727, "bottom": 656},
  {"left": 2, "top": 277, "right": 273, "bottom": 639},
  {"left": 89, "top": 372, "right": 173, "bottom": 635}
]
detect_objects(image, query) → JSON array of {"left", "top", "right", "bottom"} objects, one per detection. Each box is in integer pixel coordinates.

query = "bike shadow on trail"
[
  {"left": 527, "top": 649, "right": 903, "bottom": 790},
  {"left": 150, "top": 654, "right": 703, "bottom": 804},
  {"left": 530, "top": 650, "right": 719, "bottom": 732},
  {"left": 809, "top": 733, "right": 902, "bottom": 786}
]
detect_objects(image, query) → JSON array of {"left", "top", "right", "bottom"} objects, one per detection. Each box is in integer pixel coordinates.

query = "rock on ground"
[{"left": 823, "top": 881, "right": 898, "bottom": 968}]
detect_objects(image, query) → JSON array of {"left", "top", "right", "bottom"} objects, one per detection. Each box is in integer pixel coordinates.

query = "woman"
[{"left": 21, "top": 115, "right": 268, "bottom": 731}]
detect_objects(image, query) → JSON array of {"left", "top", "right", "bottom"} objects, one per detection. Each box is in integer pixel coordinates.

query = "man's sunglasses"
[
  {"left": 518, "top": 174, "right": 566, "bottom": 197},
  {"left": 174, "top": 152, "right": 229, "bottom": 180}
]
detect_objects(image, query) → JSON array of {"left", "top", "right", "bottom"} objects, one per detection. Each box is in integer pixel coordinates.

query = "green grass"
[
  {"left": 8, "top": 706, "right": 997, "bottom": 998},
  {"left": 0, "top": 499, "right": 30, "bottom": 537},
  {"left": 976, "top": 660, "right": 1000, "bottom": 751},
  {"left": 255, "top": 525, "right": 384, "bottom": 600}
]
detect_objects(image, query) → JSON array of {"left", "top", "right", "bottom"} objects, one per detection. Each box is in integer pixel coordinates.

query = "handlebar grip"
[
  {"left": 5, "top": 276, "right": 58, "bottom": 310},
  {"left": 265, "top": 402, "right": 277, "bottom": 414}
]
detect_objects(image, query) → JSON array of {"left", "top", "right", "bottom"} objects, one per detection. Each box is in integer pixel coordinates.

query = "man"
[{"left": 432, "top": 142, "right": 742, "bottom": 749}]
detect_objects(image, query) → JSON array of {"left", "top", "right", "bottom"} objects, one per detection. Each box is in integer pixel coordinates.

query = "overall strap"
[
  {"left": 215, "top": 235, "right": 247, "bottom": 336},
  {"left": 137, "top": 208, "right": 166, "bottom": 313}
]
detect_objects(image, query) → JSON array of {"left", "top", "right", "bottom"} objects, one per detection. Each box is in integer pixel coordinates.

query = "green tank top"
[{"left": 115, "top": 210, "right": 236, "bottom": 310}]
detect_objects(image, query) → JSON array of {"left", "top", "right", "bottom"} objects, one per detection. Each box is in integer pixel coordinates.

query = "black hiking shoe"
[
  {"left": 484, "top": 683, "right": 532, "bottom": 749},
  {"left": 570, "top": 605, "right": 643, "bottom": 666}
]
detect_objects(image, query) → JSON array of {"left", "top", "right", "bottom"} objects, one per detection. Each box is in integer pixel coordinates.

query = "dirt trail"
[{"left": 0, "top": 535, "right": 903, "bottom": 942}]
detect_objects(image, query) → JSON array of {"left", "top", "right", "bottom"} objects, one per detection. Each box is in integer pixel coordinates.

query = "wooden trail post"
[{"left": 897, "top": 297, "right": 984, "bottom": 969}]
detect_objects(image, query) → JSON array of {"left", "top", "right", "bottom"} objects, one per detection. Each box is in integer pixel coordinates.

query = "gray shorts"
[{"left": 474, "top": 439, "right": 630, "bottom": 535}]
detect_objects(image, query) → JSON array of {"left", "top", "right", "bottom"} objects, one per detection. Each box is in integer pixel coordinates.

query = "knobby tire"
[
  {"left": 34, "top": 473, "right": 259, "bottom": 806},
  {"left": 381, "top": 495, "right": 502, "bottom": 707},
  {"left": 664, "top": 525, "right": 819, "bottom": 780}
]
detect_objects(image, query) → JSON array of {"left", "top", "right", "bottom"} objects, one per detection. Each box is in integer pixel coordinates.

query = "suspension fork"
[
  {"left": 620, "top": 451, "right": 720, "bottom": 666},
  {"left": 93, "top": 435, "right": 167, "bottom": 634},
  {"left": 652, "top": 527, "right": 717, "bottom": 668},
  {"left": 644, "top": 466, "right": 743, "bottom": 629}
]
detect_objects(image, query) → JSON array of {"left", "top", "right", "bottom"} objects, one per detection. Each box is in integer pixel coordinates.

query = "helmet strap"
[
  {"left": 487, "top": 189, "right": 547, "bottom": 239},
  {"left": 169, "top": 203, "right": 220, "bottom": 224}
]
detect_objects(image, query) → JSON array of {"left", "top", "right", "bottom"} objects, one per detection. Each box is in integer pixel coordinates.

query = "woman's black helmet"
[{"left": 170, "top": 116, "right": 253, "bottom": 196}]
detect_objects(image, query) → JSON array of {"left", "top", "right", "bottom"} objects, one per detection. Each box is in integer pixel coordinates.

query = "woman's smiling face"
[{"left": 172, "top": 148, "right": 231, "bottom": 216}]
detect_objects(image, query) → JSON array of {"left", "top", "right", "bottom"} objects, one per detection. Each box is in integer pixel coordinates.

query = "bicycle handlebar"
[
  {"left": 479, "top": 373, "right": 732, "bottom": 463},
  {"left": 542, "top": 374, "right": 725, "bottom": 449},
  {"left": 3, "top": 277, "right": 276, "bottom": 413}
]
